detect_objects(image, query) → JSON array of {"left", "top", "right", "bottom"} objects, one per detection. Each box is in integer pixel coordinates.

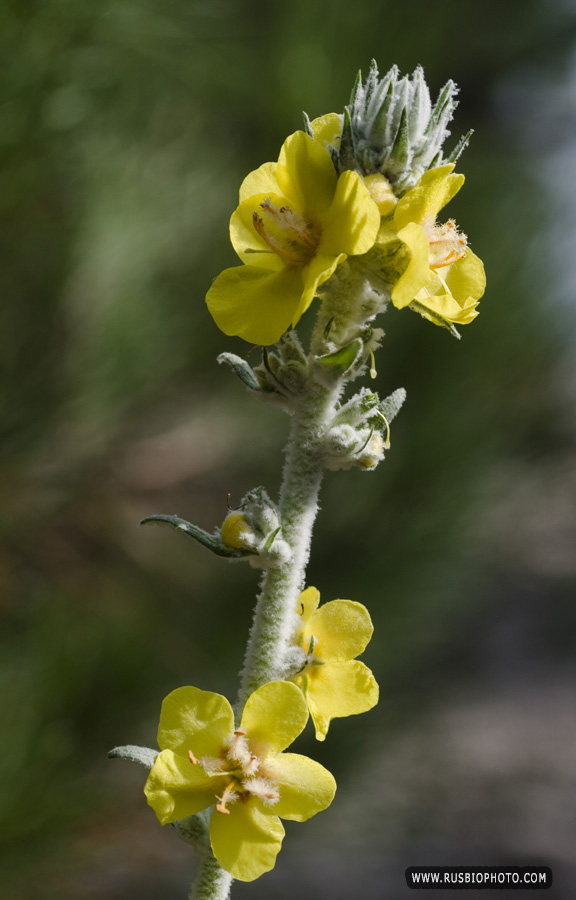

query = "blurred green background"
[{"left": 2, "top": 0, "right": 576, "bottom": 897}]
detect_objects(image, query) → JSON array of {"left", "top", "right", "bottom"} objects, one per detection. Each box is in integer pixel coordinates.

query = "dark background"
[{"left": 2, "top": 1, "right": 576, "bottom": 897}]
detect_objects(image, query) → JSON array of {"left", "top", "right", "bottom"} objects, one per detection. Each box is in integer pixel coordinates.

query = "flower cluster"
[{"left": 205, "top": 63, "right": 485, "bottom": 346}]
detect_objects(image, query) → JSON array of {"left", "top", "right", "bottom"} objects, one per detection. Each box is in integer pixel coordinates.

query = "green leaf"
[
  {"left": 108, "top": 745, "right": 158, "bottom": 769},
  {"left": 217, "top": 352, "right": 261, "bottom": 391},
  {"left": 140, "top": 515, "right": 252, "bottom": 558},
  {"left": 315, "top": 338, "right": 363, "bottom": 379}
]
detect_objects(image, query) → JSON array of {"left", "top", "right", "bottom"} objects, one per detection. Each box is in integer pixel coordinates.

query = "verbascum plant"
[{"left": 110, "top": 61, "right": 486, "bottom": 899}]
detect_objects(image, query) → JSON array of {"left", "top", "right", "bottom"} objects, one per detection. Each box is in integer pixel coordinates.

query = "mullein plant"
[{"left": 110, "top": 62, "right": 485, "bottom": 899}]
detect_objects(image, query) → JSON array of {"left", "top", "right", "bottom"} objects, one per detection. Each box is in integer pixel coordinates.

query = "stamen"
[
  {"left": 368, "top": 349, "right": 377, "bottom": 379},
  {"left": 251, "top": 198, "right": 319, "bottom": 265},
  {"left": 188, "top": 750, "right": 199, "bottom": 765},
  {"left": 375, "top": 409, "right": 391, "bottom": 449},
  {"left": 429, "top": 249, "right": 466, "bottom": 269},
  {"left": 216, "top": 781, "right": 237, "bottom": 815}
]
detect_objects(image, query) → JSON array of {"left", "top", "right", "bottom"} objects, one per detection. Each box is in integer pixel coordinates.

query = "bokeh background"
[{"left": 2, "top": 0, "right": 576, "bottom": 897}]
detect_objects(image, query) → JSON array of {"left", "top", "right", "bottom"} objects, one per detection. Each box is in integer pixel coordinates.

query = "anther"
[{"left": 188, "top": 750, "right": 199, "bottom": 765}]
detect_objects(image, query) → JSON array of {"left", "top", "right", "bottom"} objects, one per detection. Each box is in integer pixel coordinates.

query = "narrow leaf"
[
  {"left": 109, "top": 745, "right": 158, "bottom": 769},
  {"left": 140, "top": 515, "right": 252, "bottom": 558},
  {"left": 217, "top": 352, "right": 261, "bottom": 391}
]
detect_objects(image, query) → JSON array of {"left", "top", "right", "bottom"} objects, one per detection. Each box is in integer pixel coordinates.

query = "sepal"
[
  {"left": 378, "top": 386, "right": 406, "bottom": 423},
  {"left": 330, "top": 62, "right": 467, "bottom": 195}
]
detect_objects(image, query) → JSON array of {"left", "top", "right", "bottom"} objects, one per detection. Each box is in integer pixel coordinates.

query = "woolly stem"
[
  {"left": 189, "top": 843, "right": 233, "bottom": 900},
  {"left": 236, "top": 371, "right": 342, "bottom": 713}
]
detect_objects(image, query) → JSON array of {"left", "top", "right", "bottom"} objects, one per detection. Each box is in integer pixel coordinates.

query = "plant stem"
[
  {"left": 236, "top": 372, "right": 341, "bottom": 712},
  {"left": 189, "top": 844, "right": 233, "bottom": 900}
]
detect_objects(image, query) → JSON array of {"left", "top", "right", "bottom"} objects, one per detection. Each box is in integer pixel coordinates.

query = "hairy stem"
[
  {"left": 236, "top": 372, "right": 341, "bottom": 712},
  {"left": 189, "top": 844, "right": 233, "bottom": 900}
]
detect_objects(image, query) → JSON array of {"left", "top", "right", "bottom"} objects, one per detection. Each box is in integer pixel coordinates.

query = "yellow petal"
[
  {"left": 292, "top": 251, "right": 344, "bottom": 326},
  {"left": 157, "top": 686, "right": 234, "bottom": 758},
  {"left": 266, "top": 752, "right": 336, "bottom": 822},
  {"left": 276, "top": 131, "right": 337, "bottom": 217},
  {"left": 305, "top": 599, "right": 373, "bottom": 661},
  {"left": 230, "top": 194, "right": 286, "bottom": 271},
  {"left": 306, "top": 660, "right": 379, "bottom": 741},
  {"left": 239, "top": 161, "right": 279, "bottom": 203},
  {"left": 297, "top": 586, "right": 320, "bottom": 622},
  {"left": 206, "top": 264, "right": 304, "bottom": 345},
  {"left": 441, "top": 247, "right": 486, "bottom": 304},
  {"left": 240, "top": 681, "right": 308, "bottom": 757},
  {"left": 310, "top": 112, "right": 342, "bottom": 150},
  {"left": 394, "top": 164, "right": 464, "bottom": 230},
  {"left": 412, "top": 289, "right": 479, "bottom": 327},
  {"left": 144, "top": 749, "right": 226, "bottom": 825},
  {"left": 210, "top": 800, "right": 285, "bottom": 882},
  {"left": 320, "top": 170, "right": 380, "bottom": 257},
  {"left": 390, "top": 222, "right": 431, "bottom": 309}
]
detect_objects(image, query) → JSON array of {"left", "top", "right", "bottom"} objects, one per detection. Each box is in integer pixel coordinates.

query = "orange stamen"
[{"left": 216, "top": 781, "right": 236, "bottom": 815}]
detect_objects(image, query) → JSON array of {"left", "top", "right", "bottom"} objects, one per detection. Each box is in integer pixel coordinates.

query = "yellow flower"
[
  {"left": 144, "top": 680, "right": 336, "bottom": 882},
  {"left": 292, "top": 587, "right": 379, "bottom": 741},
  {"left": 374, "top": 164, "right": 485, "bottom": 331},
  {"left": 206, "top": 131, "right": 380, "bottom": 345}
]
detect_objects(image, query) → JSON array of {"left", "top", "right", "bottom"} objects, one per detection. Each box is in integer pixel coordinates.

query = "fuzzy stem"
[
  {"left": 236, "top": 372, "right": 341, "bottom": 712},
  {"left": 189, "top": 843, "right": 233, "bottom": 900}
]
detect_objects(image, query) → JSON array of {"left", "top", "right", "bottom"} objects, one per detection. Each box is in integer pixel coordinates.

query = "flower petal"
[
  {"left": 305, "top": 599, "right": 373, "bottom": 661},
  {"left": 266, "top": 752, "right": 336, "bottom": 822},
  {"left": 276, "top": 131, "right": 337, "bottom": 216},
  {"left": 305, "top": 660, "right": 379, "bottom": 741},
  {"left": 411, "top": 289, "right": 479, "bottom": 327},
  {"left": 239, "top": 161, "right": 279, "bottom": 203},
  {"left": 310, "top": 112, "right": 342, "bottom": 150},
  {"left": 394, "top": 164, "right": 464, "bottom": 230},
  {"left": 291, "top": 251, "right": 344, "bottom": 326},
  {"left": 210, "top": 800, "right": 285, "bottom": 882},
  {"left": 206, "top": 264, "right": 304, "bottom": 345},
  {"left": 297, "top": 586, "right": 320, "bottom": 623},
  {"left": 240, "top": 681, "right": 308, "bottom": 757},
  {"left": 157, "top": 686, "right": 234, "bottom": 758},
  {"left": 320, "top": 170, "right": 380, "bottom": 256},
  {"left": 441, "top": 247, "right": 486, "bottom": 304},
  {"left": 144, "top": 749, "right": 226, "bottom": 825},
  {"left": 390, "top": 222, "right": 431, "bottom": 309}
]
